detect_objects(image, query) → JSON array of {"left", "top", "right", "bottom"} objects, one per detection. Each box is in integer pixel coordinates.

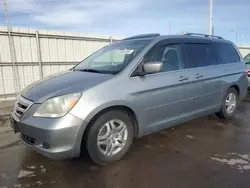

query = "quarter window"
[
  {"left": 183, "top": 43, "right": 216, "bottom": 68},
  {"left": 215, "top": 43, "right": 240, "bottom": 64}
]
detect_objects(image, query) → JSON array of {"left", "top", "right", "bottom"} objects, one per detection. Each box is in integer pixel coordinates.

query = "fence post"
[
  {"left": 4, "top": 0, "right": 21, "bottom": 97},
  {"left": 35, "top": 30, "right": 43, "bottom": 78}
]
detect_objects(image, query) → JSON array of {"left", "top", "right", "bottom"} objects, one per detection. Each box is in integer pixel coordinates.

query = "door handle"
[
  {"left": 194, "top": 73, "right": 203, "bottom": 79},
  {"left": 179, "top": 76, "right": 188, "bottom": 81}
]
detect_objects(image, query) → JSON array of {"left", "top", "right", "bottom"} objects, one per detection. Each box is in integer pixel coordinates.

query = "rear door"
[{"left": 181, "top": 41, "right": 223, "bottom": 113}]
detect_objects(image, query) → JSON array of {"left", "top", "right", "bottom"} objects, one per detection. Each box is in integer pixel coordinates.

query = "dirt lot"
[{"left": 1, "top": 99, "right": 250, "bottom": 188}]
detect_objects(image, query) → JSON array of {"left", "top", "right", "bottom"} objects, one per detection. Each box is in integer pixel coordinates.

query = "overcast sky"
[{"left": 0, "top": 0, "right": 249, "bottom": 45}]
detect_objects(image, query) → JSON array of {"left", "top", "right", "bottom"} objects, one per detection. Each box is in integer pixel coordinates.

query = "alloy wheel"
[{"left": 97, "top": 119, "right": 128, "bottom": 156}]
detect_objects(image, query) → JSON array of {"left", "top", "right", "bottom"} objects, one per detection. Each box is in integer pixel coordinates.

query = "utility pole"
[
  {"left": 3, "top": 0, "right": 20, "bottom": 95},
  {"left": 235, "top": 31, "right": 238, "bottom": 46},
  {"left": 238, "top": 34, "right": 242, "bottom": 46},
  {"left": 231, "top": 30, "right": 238, "bottom": 45},
  {"left": 168, "top": 21, "right": 171, "bottom": 35},
  {"left": 209, "top": 0, "right": 213, "bottom": 35}
]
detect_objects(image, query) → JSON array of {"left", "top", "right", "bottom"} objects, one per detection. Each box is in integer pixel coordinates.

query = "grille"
[{"left": 14, "top": 96, "right": 33, "bottom": 117}]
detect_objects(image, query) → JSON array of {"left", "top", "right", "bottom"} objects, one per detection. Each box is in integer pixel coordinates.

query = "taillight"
[{"left": 244, "top": 71, "right": 248, "bottom": 77}]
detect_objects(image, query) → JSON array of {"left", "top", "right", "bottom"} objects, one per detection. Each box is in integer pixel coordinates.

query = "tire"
[
  {"left": 216, "top": 88, "right": 238, "bottom": 119},
  {"left": 86, "top": 110, "right": 134, "bottom": 165}
]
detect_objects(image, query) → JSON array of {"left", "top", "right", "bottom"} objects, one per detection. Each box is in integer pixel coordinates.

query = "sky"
[{"left": 0, "top": 0, "right": 249, "bottom": 45}]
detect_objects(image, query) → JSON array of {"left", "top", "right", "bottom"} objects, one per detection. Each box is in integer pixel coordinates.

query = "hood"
[{"left": 21, "top": 70, "right": 114, "bottom": 103}]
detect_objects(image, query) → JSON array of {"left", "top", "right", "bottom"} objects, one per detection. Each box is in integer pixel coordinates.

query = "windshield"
[
  {"left": 244, "top": 53, "right": 250, "bottom": 63},
  {"left": 74, "top": 39, "right": 151, "bottom": 74}
]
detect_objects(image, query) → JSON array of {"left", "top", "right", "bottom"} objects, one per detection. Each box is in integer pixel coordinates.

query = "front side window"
[
  {"left": 215, "top": 42, "right": 240, "bottom": 64},
  {"left": 182, "top": 43, "right": 216, "bottom": 68},
  {"left": 143, "top": 44, "right": 184, "bottom": 72},
  {"left": 74, "top": 39, "right": 151, "bottom": 74}
]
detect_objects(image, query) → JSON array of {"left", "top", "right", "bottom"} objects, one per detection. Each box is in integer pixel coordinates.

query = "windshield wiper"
[
  {"left": 73, "top": 68, "right": 101, "bottom": 73},
  {"left": 72, "top": 68, "right": 118, "bottom": 75}
]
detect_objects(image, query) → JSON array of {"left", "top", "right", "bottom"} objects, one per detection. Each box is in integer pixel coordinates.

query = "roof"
[{"left": 122, "top": 33, "right": 231, "bottom": 43}]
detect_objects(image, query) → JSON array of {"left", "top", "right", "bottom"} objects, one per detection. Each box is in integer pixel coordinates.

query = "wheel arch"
[
  {"left": 229, "top": 84, "right": 240, "bottom": 96},
  {"left": 84, "top": 104, "right": 140, "bottom": 139}
]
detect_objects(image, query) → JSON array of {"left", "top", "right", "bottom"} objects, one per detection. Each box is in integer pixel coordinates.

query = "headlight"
[
  {"left": 15, "top": 93, "right": 20, "bottom": 102},
  {"left": 34, "top": 93, "right": 81, "bottom": 118}
]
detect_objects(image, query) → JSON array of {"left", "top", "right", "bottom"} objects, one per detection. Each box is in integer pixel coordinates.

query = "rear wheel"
[
  {"left": 216, "top": 88, "right": 238, "bottom": 119},
  {"left": 86, "top": 110, "right": 134, "bottom": 165}
]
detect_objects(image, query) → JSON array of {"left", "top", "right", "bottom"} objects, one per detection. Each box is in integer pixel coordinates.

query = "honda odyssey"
[{"left": 11, "top": 33, "right": 248, "bottom": 164}]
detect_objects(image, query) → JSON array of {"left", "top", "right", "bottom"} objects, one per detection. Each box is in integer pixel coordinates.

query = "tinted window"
[
  {"left": 215, "top": 43, "right": 240, "bottom": 64},
  {"left": 143, "top": 44, "right": 184, "bottom": 72},
  {"left": 183, "top": 43, "right": 216, "bottom": 68}
]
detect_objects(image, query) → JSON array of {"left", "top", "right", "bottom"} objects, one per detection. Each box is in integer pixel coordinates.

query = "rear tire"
[
  {"left": 216, "top": 88, "right": 238, "bottom": 119},
  {"left": 86, "top": 110, "right": 134, "bottom": 165}
]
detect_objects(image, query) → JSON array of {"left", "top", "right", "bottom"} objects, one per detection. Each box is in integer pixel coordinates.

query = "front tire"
[
  {"left": 216, "top": 88, "right": 238, "bottom": 119},
  {"left": 86, "top": 110, "right": 134, "bottom": 165}
]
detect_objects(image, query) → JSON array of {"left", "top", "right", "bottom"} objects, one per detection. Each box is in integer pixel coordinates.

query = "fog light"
[{"left": 42, "top": 142, "right": 50, "bottom": 149}]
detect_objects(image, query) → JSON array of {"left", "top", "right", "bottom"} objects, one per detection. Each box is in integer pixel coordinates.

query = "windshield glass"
[
  {"left": 74, "top": 39, "right": 151, "bottom": 74},
  {"left": 244, "top": 53, "right": 250, "bottom": 63}
]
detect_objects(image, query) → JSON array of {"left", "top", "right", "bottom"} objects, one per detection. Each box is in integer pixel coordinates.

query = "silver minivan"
[
  {"left": 11, "top": 33, "right": 248, "bottom": 164},
  {"left": 243, "top": 53, "right": 250, "bottom": 87}
]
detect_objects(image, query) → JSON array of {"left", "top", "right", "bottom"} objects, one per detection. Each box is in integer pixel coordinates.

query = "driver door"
[{"left": 129, "top": 39, "right": 204, "bottom": 134}]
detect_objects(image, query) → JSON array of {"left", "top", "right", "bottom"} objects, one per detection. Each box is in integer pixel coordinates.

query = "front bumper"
[{"left": 11, "top": 109, "right": 88, "bottom": 160}]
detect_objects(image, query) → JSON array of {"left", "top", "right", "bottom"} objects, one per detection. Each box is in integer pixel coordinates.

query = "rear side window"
[
  {"left": 182, "top": 43, "right": 216, "bottom": 68},
  {"left": 215, "top": 42, "right": 240, "bottom": 64}
]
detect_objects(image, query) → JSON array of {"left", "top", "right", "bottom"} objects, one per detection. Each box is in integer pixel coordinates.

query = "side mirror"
[{"left": 142, "top": 61, "right": 163, "bottom": 75}]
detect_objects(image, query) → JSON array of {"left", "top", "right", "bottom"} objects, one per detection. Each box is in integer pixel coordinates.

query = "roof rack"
[
  {"left": 184, "top": 33, "right": 223, "bottom": 39},
  {"left": 122, "top": 33, "right": 160, "bottom": 41}
]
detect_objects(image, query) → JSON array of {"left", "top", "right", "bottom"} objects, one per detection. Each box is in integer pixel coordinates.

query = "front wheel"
[
  {"left": 86, "top": 110, "right": 134, "bottom": 165},
  {"left": 216, "top": 88, "right": 238, "bottom": 119}
]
